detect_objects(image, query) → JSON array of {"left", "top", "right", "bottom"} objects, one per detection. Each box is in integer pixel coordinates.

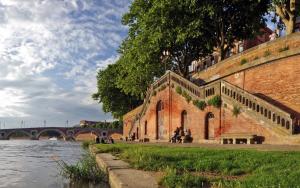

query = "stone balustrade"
[{"left": 221, "top": 80, "right": 294, "bottom": 134}]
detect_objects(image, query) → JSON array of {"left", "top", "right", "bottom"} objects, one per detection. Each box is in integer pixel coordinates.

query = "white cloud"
[{"left": 0, "top": 0, "right": 131, "bottom": 127}]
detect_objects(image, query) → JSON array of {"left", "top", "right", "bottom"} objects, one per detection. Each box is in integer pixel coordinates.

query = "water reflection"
[{"left": 0, "top": 140, "right": 107, "bottom": 188}]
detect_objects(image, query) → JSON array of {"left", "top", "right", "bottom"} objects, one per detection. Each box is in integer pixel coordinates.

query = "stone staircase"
[
  {"left": 128, "top": 70, "right": 298, "bottom": 137},
  {"left": 221, "top": 80, "right": 296, "bottom": 135}
]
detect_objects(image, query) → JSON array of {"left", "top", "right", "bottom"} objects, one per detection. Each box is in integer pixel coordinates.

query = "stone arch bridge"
[{"left": 0, "top": 127, "right": 122, "bottom": 140}]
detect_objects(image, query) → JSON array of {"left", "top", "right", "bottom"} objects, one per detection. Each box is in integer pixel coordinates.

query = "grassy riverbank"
[{"left": 93, "top": 143, "right": 300, "bottom": 188}]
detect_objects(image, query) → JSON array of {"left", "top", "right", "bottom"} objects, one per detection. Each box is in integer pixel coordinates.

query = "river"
[{"left": 0, "top": 140, "right": 104, "bottom": 188}]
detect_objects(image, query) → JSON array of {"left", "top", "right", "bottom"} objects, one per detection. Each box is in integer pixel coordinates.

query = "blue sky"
[{"left": 0, "top": 0, "right": 131, "bottom": 128}]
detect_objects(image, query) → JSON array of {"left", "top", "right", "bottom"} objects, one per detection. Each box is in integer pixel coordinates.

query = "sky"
[{"left": 0, "top": 0, "right": 131, "bottom": 128}]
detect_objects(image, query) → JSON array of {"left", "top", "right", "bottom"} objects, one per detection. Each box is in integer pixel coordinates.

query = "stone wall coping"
[
  {"left": 193, "top": 32, "right": 300, "bottom": 83},
  {"left": 95, "top": 152, "right": 159, "bottom": 188}
]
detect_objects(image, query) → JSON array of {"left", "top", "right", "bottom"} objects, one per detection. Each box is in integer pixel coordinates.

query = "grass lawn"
[{"left": 93, "top": 143, "right": 300, "bottom": 188}]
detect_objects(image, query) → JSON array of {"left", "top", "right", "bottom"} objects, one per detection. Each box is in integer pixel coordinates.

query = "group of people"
[
  {"left": 95, "top": 136, "right": 114, "bottom": 144},
  {"left": 170, "top": 127, "right": 192, "bottom": 143}
]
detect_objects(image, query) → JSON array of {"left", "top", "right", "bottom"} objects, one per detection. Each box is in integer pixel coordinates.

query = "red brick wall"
[
  {"left": 225, "top": 55, "right": 300, "bottom": 118},
  {"left": 220, "top": 104, "right": 284, "bottom": 144},
  {"left": 138, "top": 53, "right": 300, "bottom": 143},
  {"left": 139, "top": 85, "right": 220, "bottom": 142}
]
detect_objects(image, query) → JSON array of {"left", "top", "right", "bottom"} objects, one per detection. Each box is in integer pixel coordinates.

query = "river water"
[{"left": 0, "top": 140, "right": 102, "bottom": 188}]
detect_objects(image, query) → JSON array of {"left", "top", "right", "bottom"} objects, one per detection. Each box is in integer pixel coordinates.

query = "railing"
[
  {"left": 139, "top": 71, "right": 220, "bottom": 120},
  {"left": 170, "top": 71, "right": 203, "bottom": 99},
  {"left": 221, "top": 80, "right": 295, "bottom": 134}
]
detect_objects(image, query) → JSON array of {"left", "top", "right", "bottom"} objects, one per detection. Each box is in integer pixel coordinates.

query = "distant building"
[{"left": 79, "top": 120, "right": 105, "bottom": 127}]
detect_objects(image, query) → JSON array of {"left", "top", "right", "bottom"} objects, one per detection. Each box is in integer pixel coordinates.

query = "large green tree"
[
  {"left": 273, "top": 0, "right": 300, "bottom": 34},
  {"left": 205, "top": 0, "right": 270, "bottom": 60},
  {"left": 120, "top": 0, "right": 213, "bottom": 80},
  {"left": 92, "top": 63, "right": 142, "bottom": 119}
]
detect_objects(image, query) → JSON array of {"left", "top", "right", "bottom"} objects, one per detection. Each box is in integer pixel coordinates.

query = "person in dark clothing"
[
  {"left": 109, "top": 137, "right": 114, "bottom": 144},
  {"left": 95, "top": 136, "right": 100, "bottom": 144},
  {"left": 100, "top": 137, "right": 105, "bottom": 144}
]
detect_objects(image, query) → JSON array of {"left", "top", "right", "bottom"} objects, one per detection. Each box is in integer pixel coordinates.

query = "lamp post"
[{"left": 161, "top": 50, "right": 170, "bottom": 72}]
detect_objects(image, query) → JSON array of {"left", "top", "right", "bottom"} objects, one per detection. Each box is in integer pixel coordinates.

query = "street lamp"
[{"left": 161, "top": 50, "right": 170, "bottom": 72}]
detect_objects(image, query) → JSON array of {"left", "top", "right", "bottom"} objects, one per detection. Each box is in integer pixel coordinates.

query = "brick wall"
[
  {"left": 139, "top": 85, "right": 220, "bottom": 142},
  {"left": 224, "top": 55, "right": 300, "bottom": 119}
]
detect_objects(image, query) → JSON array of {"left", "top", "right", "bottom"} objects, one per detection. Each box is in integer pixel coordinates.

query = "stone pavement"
[{"left": 96, "top": 153, "right": 159, "bottom": 188}]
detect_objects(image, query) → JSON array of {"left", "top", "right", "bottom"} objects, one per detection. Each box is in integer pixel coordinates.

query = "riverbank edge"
[{"left": 89, "top": 145, "right": 159, "bottom": 188}]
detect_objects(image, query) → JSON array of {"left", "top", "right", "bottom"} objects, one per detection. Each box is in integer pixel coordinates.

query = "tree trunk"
[
  {"left": 286, "top": 15, "right": 296, "bottom": 35},
  {"left": 275, "top": 0, "right": 296, "bottom": 35}
]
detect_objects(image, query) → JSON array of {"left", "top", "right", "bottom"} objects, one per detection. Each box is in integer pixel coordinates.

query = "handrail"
[{"left": 221, "top": 80, "right": 294, "bottom": 134}]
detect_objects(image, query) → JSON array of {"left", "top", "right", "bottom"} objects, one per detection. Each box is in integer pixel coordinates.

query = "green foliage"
[
  {"left": 121, "top": 0, "right": 215, "bottom": 78},
  {"left": 264, "top": 50, "right": 271, "bottom": 57},
  {"left": 193, "top": 100, "right": 206, "bottom": 111},
  {"left": 240, "top": 58, "right": 248, "bottom": 65},
  {"left": 182, "top": 91, "right": 192, "bottom": 103},
  {"left": 94, "top": 143, "right": 300, "bottom": 187},
  {"left": 278, "top": 45, "right": 289, "bottom": 52},
  {"left": 232, "top": 105, "right": 241, "bottom": 117},
  {"left": 207, "top": 95, "right": 222, "bottom": 108},
  {"left": 175, "top": 86, "right": 182, "bottom": 95},
  {"left": 58, "top": 152, "right": 107, "bottom": 183},
  {"left": 207, "top": 0, "right": 270, "bottom": 60},
  {"left": 81, "top": 141, "right": 92, "bottom": 150},
  {"left": 92, "top": 64, "right": 142, "bottom": 119},
  {"left": 161, "top": 168, "right": 208, "bottom": 188}
]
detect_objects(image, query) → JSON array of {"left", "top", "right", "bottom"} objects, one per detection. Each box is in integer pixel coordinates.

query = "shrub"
[
  {"left": 264, "top": 50, "right": 271, "bottom": 57},
  {"left": 240, "top": 58, "right": 248, "bottom": 65},
  {"left": 182, "top": 91, "right": 192, "bottom": 103},
  {"left": 82, "top": 141, "right": 92, "bottom": 149},
  {"left": 193, "top": 100, "right": 206, "bottom": 110},
  {"left": 278, "top": 46, "right": 289, "bottom": 52},
  {"left": 232, "top": 105, "right": 241, "bottom": 117},
  {"left": 58, "top": 152, "right": 107, "bottom": 183},
  {"left": 152, "top": 90, "right": 157, "bottom": 96},
  {"left": 175, "top": 86, "right": 182, "bottom": 95},
  {"left": 207, "top": 95, "right": 221, "bottom": 108}
]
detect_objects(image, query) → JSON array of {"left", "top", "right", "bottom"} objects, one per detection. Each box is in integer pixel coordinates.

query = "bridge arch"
[
  {"left": 36, "top": 129, "right": 67, "bottom": 140},
  {"left": 6, "top": 130, "right": 32, "bottom": 140}
]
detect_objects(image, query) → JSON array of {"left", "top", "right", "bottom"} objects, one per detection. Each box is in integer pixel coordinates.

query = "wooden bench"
[{"left": 220, "top": 133, "right": 257, "bottom": 144}]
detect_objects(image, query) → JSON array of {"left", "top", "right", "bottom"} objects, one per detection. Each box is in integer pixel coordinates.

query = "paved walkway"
[
  {"left": 121, "top": 141, "right": 300, "bottom": 151},
  {"left": 96, "top": 153, "right": 159, "bottom": 188}
]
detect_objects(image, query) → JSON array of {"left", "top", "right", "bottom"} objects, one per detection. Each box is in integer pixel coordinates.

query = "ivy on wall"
[{"left": 207, "top": 95, "right": 222, "bottom": 108}]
